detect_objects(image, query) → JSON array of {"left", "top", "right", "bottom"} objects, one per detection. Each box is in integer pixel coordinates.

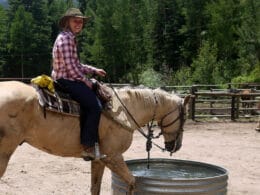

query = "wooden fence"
[
  {"left": 162, "top": 84, "right": 260, "bottom": 121},
  {"left": 1, "top": 78, "right": 259, "bottom": 121},
  {"left": 189, "top": 89, "right": 260, "bottom": 121},
  {"left": 165, "top": 83, "right": 260, "bottom": 120}
]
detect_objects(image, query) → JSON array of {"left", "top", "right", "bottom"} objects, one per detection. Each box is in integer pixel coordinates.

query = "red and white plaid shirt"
[{"left": 51, "top": 31, "right": 96, "bottom": 82}]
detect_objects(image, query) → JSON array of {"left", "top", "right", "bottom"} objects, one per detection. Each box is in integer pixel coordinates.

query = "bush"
[
  {"left": 232, "top": 62, "right": 260, "bottom": 83},
  {"left": 139, "top": 68, "right": 165, "bottom": 87}
]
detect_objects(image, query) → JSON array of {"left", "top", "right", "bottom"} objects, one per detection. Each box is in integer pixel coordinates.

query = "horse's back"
[
  {"left": 0, "top": 81, "right": 37, "bottom": 114},
  {"left": 0, "top": 81, "right": 36, "bottom": 97},
  {"left": 0, "top": 80, "right": 33, "bottom": 90}
]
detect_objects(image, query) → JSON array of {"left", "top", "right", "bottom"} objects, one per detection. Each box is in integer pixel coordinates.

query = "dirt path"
[{"left": 0, "top": 121, "right": 259, "bottom": 195}]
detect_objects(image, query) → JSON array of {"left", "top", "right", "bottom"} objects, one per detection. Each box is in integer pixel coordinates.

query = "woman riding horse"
[
  {"left": 52, "top": 8, "right": 106, "bottom": 160},
  {"left": 0, "top": 81, "right": 190, "bottom": 194}
]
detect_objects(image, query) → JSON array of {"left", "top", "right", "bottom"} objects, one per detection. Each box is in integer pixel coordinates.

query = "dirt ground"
[{"left": 0, "top": 120, "right": 259, "bottom": 195}]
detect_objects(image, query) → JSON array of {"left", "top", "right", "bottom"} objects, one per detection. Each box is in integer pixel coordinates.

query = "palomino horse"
[
  {"left": 240, "top": 89, "right": 255, "bottom": 114},
  {"left": 0, "top": 81, "right": 190, "bottom": 194}
]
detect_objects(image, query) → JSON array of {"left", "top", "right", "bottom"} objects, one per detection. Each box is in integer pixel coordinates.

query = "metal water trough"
[{"left": 112, "top": 158, "right": 228, "bottom": 195}]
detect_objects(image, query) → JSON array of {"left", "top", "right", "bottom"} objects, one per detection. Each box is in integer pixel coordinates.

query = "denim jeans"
[{"left": 57, "top": 78, "right": 102, "bottom": 147}]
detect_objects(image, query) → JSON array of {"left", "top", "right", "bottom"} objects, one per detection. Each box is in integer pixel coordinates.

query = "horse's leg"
[
  {"left": 102, "top": 154, "right": 135, "bottom": 194},
  {"left": 0, "top": 127, "right": 20, "bottom": 178},
  {"left": 0, "top": 153, "right": 12, "bottom": 178},
  {"left": 91, "top": 160, "right": 105, "bottom": 195}
]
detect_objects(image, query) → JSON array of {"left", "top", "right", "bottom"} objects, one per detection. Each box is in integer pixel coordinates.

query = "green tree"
[
  {"left": 30, "top": 0, "right": 52, "bottom": 75},
  {"left": 152, "top": 0, "right": 184, "bottom": 72},
  {"left": 191, "top": 40, "right": 222, "bottom": 84},
  {"left": 78, "top": 0, "right": 87, "bottom": 13},
  {"left": 205, "top": 0, "right": 242, "bottom": 81},
  {"left": 81, "top": 0, "right": 133, "bottom": 83},
  {"left": 179, "top": 0, "right": 210, "bottom": 65},
  {"left": 8, "top": 0, "right": 33, "bottom": 19},
  {"left": 48, "top": 0, "right": 68, "bottom": 42},
  {"left": 86, "top": 0, "right": 118, "bottom": 81},
  {"left": 0, "top": 5, "right": 8, "bottom": 76},
  {"left": 236, "top": 0, "right": 259, "bottom": 74},
  {"left": 5, "top": 5, "right": 35, "bottom": 77}
]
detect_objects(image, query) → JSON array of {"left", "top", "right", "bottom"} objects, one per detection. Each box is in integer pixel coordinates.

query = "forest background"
[{"left": 0, "top": 0, "right": 259, "bottom": 87}]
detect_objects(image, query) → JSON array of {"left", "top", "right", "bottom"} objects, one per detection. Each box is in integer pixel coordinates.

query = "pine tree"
[
  {"left": 179, "top": 0, "right": 210, "bottom": 66},
  {"left": 237, "top": 0, "right": 259, "bottom": 72},
  {"left": 30, "top": 0, "right": 52, "bottom": 75},
  {"left": 0, "top": 5, "right": 8, "bottom": 76},
  {"left": 205, "top": 0, "right": 242, "bottom": 81},
  {"left": 152, "top": 0, "right": 184, "bottom": 72},
  {"left": 5, "top": 5, "right": 35, "bottom": 77}
]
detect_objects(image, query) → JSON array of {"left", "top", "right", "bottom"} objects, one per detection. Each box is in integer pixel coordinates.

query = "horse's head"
[{"left": 157, "top": 95, "right": 190, "bottom": 154}]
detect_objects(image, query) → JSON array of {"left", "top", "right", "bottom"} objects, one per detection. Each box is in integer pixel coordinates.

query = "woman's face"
[{"left": 68, "top": 17, "right": 84, "bottom": 34}]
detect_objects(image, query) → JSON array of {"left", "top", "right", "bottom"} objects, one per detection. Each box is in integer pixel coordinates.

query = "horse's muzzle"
[{"left": 165, "top": 134, "right": 183, "bottom": 153}]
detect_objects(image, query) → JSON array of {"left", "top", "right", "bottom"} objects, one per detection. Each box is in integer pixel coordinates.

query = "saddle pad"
[{"left": 35, "top": 86, "right": 80, "bottom": 117}]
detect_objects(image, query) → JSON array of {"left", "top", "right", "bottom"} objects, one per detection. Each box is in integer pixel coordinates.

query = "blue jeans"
[{"left": 57, "top": 78, "right": 102, "bottom": 147}]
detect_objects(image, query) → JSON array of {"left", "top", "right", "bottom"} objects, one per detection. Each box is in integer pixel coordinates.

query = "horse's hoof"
[
  {"left": 83, "top": 156, "right": 94, "bottom": 161},
  {"left": 82, "top": 150, "right": 107, "bottom": 161},
  {"left": 83, "top": 155, "right": 107, "bottom": 161}
]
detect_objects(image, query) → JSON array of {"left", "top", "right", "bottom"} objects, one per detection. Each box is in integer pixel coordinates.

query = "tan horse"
[{"left": 0, "top": 81, "right": 190, "bottom": 194}]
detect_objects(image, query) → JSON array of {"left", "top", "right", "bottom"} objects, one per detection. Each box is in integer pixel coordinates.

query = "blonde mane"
[
  {"left": 114, "top": 87, "right": 182, "bottom": 107},
  {"left": 105, "top": 87, "right": 182, "bottom": 129}
]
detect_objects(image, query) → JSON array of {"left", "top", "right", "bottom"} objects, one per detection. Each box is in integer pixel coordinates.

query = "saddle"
[
  {"left": 31, "top": 75, "right": 113, "bottom": 118},
  {"left": 37, "top": 86, "right": 80, "bottom": 117},
  {"left": 31, "top": 75, "right": 80, "bottom": 117}
]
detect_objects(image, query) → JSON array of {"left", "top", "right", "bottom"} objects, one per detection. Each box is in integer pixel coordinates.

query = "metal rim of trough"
[{"left": 112, "top": 158, "right": 228, "bottom": 195}]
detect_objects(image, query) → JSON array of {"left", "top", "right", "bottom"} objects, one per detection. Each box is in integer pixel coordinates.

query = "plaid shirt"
[{"left": 52, "top": 31, "right": 96, "bottom": 82}]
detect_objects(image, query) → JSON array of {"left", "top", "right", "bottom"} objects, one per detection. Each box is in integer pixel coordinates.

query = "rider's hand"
[{"left": 95, "top": 69, "right": 106, "bottom": 77}]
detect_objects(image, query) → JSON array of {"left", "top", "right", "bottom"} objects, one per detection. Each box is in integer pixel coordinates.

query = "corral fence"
[
  {"left": 1, "top": 78, "right": 259, "bottom": 121},
  {"left": 163, "top": 83, "right": 260, "bottom": 121}
]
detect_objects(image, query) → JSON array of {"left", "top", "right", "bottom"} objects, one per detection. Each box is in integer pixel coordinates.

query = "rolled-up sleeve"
[{"left": 80, "top": 63, "right": 97, "bottom": 75}]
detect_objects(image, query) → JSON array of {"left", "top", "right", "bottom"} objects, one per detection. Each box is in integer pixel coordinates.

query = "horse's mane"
[
  {"left": 103, "top": 85, "right": 182, "bottom": 130},
  {"left": 113, "top": 86, "right": 182, "bottom": 107}
]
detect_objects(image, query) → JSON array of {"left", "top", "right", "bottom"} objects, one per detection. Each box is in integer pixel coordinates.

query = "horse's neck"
[{"left": 115, "top": 89, "right": 159, "bottom": 127}]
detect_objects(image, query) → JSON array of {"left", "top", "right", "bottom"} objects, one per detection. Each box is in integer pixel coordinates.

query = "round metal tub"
[{"left": 112, "top": 158, "right": 228, "bottom": 195}]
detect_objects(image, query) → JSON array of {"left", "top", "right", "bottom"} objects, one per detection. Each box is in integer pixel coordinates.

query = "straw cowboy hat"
[{"left": 59, "top": 8, "right": 91, "bottom": 29}]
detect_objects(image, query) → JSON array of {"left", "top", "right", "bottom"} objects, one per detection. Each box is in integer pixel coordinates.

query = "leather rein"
[{"left": 110, "top": 86, "right": 184, "bottom": 153}]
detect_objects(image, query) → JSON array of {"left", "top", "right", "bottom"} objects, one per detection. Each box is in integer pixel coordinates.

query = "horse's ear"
[{"left": 183, "top": 95, "right": 191, "bottom": 107}]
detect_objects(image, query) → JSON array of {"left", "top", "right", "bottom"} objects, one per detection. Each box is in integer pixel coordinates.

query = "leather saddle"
[{"left": 35, "top": 82, "right": 80, "bottom": 117}]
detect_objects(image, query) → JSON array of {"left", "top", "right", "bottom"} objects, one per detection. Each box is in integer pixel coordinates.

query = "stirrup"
[{"left": 81, "top": 143, "right": 107, "bottom": 161}]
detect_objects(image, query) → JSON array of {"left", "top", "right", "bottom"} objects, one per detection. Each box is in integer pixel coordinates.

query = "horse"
[
  {"left": 239, "top": 89, "right": 255, "bottom": 114},
  {"left": 0, "top": 81, "right": 190, "bottom": 194}
]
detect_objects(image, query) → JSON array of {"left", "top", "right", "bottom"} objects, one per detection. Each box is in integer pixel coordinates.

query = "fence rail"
[
  {"left": 189, "top": 91, "right": 260, "bottom": 121},
  {"left": 165, "top": 84, "right": 260, "bottom": 120}
]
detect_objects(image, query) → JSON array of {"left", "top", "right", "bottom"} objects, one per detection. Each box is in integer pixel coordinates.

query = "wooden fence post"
[
  {"left": 230, "top": 95, "right": 240, "bottom": 120},
  {"left": 190, "top": 86, "right": 197, "bottom": 120}
]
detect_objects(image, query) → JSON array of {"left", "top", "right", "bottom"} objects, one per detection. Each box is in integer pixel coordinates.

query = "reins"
[
  {"left": 107, "top": 82, "right": 185, "bottom": 168},
  {"left": 108, "top": 83, "right": 183, "bottom": 145},
  {"left": 108, "top": 84, "right": 162, "bottom": 145}
]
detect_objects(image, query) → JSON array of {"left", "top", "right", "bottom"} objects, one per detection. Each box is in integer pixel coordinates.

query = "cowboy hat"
[{"left": 59, "top": 8, "right": 91, "bottom": 29}]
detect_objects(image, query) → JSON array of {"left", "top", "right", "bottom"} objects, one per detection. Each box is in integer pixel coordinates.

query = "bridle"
[
  {"left": 110, "top": 86, "right": 185, "bottom": 153},
  {"left": 158, "top": 101, "right": 185, "bottom": 154},
  {"left": 109, "top": 86, "right": 185, "bottom": 168},
  {"left": 149, "top": 92, "right": 185, "bottom": 154}
]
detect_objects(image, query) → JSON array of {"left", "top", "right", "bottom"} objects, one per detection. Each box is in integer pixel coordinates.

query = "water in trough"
[{"left": 112, "top": 158, "right": 228, "bottom": 195}]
